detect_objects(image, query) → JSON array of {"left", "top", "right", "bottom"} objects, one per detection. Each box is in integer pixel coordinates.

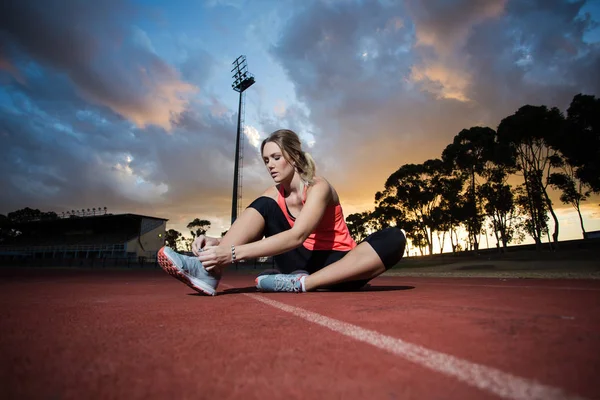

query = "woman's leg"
[
  {"left": 304, "top": 227, "right": 406, "bottom": 291},
  {"left": 219, "top": 197, "right": 314, "bottom": 274},
  {"left": 159, "top": 197, "right": 278, "bottom": 295}
]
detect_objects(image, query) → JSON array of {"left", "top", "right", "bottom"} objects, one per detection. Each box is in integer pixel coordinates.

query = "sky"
[{"left": 1, "top": 0, "right": 600, "bottom": 248}]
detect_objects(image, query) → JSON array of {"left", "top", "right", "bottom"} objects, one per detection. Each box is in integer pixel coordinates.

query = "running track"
[{"left": 0, "top": 269, "right": 599, "bottom": 400}]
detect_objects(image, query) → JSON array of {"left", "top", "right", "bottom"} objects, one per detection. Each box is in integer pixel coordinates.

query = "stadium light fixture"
[{"left": 230, "top": 55, "right": 256, "bottom": 225}]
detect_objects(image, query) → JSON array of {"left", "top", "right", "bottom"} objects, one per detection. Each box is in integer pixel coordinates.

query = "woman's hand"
[
  {"left": 197, "top": 245, "right": 231, "bottom": 271},
  {"left": 191, "top": 235, "right": 221, "bottom": 256}
]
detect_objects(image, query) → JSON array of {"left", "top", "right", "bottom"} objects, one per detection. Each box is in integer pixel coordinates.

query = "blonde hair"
[{"left": 261, "top": 129, "right": 316, "bottom": 184}]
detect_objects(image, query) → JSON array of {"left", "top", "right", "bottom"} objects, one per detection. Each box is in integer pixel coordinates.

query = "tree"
[
  {"left": 164, "top": 229, "right": 182, "bottom": 251},
  {"left": 378, "top": 160, "right": 444, "bottom": 255},
  {"left": 514, "top": 182, "right": 549, "bottom": 246},
  {"left": 179, "top": 237, "right": 194, "bottom": 252},
  {"left": 548, "top": 158, "right": 590, "bottom": 238},
  {"left": 558, "top": 94, "right": 600, "bottom": 193},
  {"left": 7, "top": 207, "right": 58, "bottom": 223},
  {"left": 479, "top": 175, "right": 518, "bottom": 249},
  {"left": 370, "top": 203, "right": 405, "bottom": 232},
  {"left": 187, "top": 218, "right": 211, "bottom": 238},
  {"left": 429, "top": 205, "right": 448, "bottom": 253},
  {"left": 403, "top": 219, "right": 426, "bottom": 256},
  {"left": 346, "top": 212, "right": 369, "bottom": 242},
  {"left": 0, "top": 214, "right": 20, "bottom": 243},
  {"left": 437, "top": 174, "right": 466, "bottom": 253},
  {"left": 442, "top": 127, "right": 497, "bottom": 251},
  {"left": 497, "top": 105, "right": 565, "bottom": 248}
]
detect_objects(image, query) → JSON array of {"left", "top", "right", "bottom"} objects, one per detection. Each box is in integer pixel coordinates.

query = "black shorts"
[{"left": 248, "top": 197, "right": 406, "bottom": 290}]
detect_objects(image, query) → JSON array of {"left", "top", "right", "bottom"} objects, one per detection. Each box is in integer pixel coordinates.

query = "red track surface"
[{"left": 1, "top": 269, "right": 599, "bottom": 399}]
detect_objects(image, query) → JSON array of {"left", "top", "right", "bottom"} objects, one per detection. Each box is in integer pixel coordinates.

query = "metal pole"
[{"left": 231, "top": 90, "right": 243, "bottom": 225}]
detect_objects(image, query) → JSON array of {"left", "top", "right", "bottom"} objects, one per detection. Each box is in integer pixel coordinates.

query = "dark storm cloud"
[
  {"left": 407, "top": 0, "right": 506, "bottom": 52},
  {"left": 0, "top": 70, "right": 238, "bottom": 218},
  {"left": 0, "top": 0, "right": 196, "bottom": 131},
  {"left": 270, "top": 0, "right": 600, "bottom": 207},
  {"left": 0, "top": 0, "right": 241, "bottom": 228}
]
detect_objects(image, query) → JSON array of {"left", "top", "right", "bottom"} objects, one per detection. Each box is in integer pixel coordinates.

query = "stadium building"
[{"left": 0, "top": 213, "right": 167, "bottom": 261}]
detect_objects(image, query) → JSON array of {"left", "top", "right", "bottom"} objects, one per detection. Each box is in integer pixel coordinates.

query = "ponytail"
[{"left": 300, "top": 151, "right": 316, "bottom": 184}]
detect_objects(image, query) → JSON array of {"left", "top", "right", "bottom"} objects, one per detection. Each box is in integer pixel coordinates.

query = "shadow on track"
[
  {"left": 354, "top": 285, "right": 415, "bottom": 292},
  {"left": 187, "top": 284, "right": 416, "bottom": 296}
]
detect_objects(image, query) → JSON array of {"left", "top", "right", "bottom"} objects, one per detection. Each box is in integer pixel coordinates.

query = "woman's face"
[{"left": 262, "top": 141, "right": 295, "bottom": 183}]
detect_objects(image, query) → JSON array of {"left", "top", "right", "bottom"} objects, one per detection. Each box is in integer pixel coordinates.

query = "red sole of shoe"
[{"left": 158, "top": 248, "right": 215, "bottom": 296}]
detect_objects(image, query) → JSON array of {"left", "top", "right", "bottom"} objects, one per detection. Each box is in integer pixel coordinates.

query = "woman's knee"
[
  {"left": 388, "top": 227, "right": 406, "bottom": 254},
  {"left": 364, "top": 227, "right": 406, "bottom": 270},
  {"left": 247, "top": 197, "right": 276, "bottom": 221}
]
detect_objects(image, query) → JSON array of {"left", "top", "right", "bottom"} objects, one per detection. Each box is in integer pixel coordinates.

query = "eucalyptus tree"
[
  {"left": 187, "top": 218, "right": 211, "bottom": 238},
  {"left": 514, "top": 183, "right": 549, "bottom": 246},
  {"left": 407, "top": 226, "right": 427, "bottom": 256},
  {"left": 429, "top": 206, "right": 448, "bottom": 254},
  {"left": 548, "top": 157, "right": 590, "bottom": 238},
  {"left": 442, "top": 127, "right": 497, "bottom": 251},
  {"left": 497, "top": 105, "right": 565, "bottom": 248},
  {"left": 165, "top": 229, "right": 182, "bottom": 251},
  {"left": 369, "top": 203, "right": 405, "bottom": 232},
  {"left": 544, "top": 94, "right": 599, "bottom": 238},
  {"left": 433, "top": 174, "right": 466, "bottom": 253},
  {"left": 377, "top": 159, "right": 445, "bottom": 255},
  {"left": 477, "top": 138, "right": 520, "bottom": 250},
  {"left": 479, "top": 171, "right": 517, "bottom": 249},
  {"left": 346, "top": 212, "right": 370, "bottom": 242},
  {"left": 559, "top": 94, "right": 600, "bottom": 193}
]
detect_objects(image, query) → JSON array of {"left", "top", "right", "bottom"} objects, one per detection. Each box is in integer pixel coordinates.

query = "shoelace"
[
  {"left": 273, "top": 275, "right": 301, "bottom": 292},
  {"left": 181, "top": 255, "right": 205, "bottom": 278}
]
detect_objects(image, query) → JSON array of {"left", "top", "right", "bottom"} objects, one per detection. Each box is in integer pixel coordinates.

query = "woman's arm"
[
  {"left": 198, "top": 179, "right": 332, "bottom": 268},
  {"left": 238, "top": 180, "right": 332, "bottom": 258}
]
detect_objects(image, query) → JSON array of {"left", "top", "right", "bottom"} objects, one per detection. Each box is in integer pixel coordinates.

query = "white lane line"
[{"left": 236, "top": 290, "right": 588, "bottom": 400}]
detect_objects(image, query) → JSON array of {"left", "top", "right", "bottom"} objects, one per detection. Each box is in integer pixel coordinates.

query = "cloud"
[
  {"left": 408, "top": 0, "right": 507, "bottom": 54},
  {"left": 406, "top": 0, "right": 507, "bottom": 102},
  {"left": 205, "top": 0, "right": 246, "bottom": 8},
  {"left": 244, "top": 125, "right": 261, "bottom": 148},
  {"left": 270, "top": 0, "right": 600, "bottom": 213},
  {"left": 0, "top": 0, "right": 196, "bottom": 131},
  {"left": 0, "top": 0, "right": 599, "bottom": 241},
  {"left": 410, "top": 61, "right": 472, "bottom": 102}
]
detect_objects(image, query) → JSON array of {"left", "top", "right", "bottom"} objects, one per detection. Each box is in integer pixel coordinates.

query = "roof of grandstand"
[
  {"left": 10, "top": 213, "right": 167, "bottom": 226},
  {"left": 3, "top": 213, "right": 168, "bottom": 247}
]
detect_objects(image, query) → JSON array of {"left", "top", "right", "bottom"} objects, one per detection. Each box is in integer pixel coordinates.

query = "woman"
[{"left": 158, "top": 129, "right": 406, "bottom": 295}]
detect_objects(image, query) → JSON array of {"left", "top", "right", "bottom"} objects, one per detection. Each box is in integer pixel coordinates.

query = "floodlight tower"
[{"left": 231, "top": 55, "right": 256, "bottom": 225}]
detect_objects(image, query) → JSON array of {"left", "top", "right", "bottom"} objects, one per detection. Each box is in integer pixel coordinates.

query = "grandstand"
[{"left": 0, "top": 213, "right": 167, "bottom": 261}]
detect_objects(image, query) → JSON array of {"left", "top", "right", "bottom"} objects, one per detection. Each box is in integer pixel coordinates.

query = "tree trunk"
[
  {"left": 440, "top": 231, "right": 446, "bottom": 254},
  {"left": 542, "top": 188, "right": 560, "bottom": 246},
  {"left": 522, "top": 169, "right": 542, "bottom": 249},
  {"left": 576, "top": 202, "right": 586, "bottom": 239},
  {"left": 471, "top": 170, "right": 479, "bottom": 251}
]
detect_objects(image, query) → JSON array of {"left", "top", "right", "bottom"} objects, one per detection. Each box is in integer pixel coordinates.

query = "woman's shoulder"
[
  {"left": 311, "top": 176, "right": 330, "bottom": 187},
  {"left": 307, "top": 176, "right": 339, "bottom": 204},
  {"left": 260, "top": 185, "right": 279, "bottom": 200},
  {"left": 307, "top": 176, "right": 338, "bottom": 199}
]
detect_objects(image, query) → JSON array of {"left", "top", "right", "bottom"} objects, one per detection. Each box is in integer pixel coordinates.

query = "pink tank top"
[{"left": 276, "top": 185, "right": 357, "bottom": 251}]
